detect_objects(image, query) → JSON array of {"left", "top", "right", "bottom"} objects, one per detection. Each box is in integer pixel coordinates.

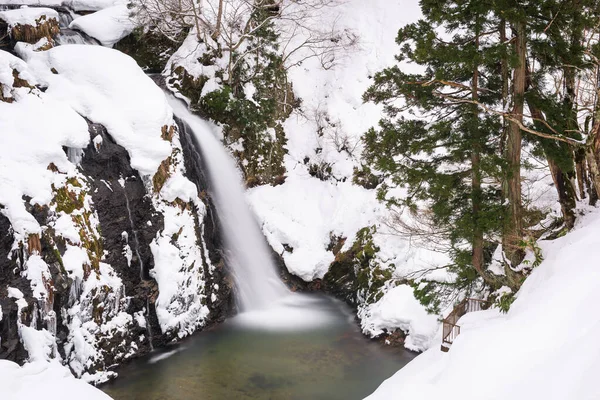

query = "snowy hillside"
[
  {"left": 246, "top": 0, "right": 450, "bottom": 351},
  {"left": 368, "top": 207, "right": 600, "bottom": 400}
]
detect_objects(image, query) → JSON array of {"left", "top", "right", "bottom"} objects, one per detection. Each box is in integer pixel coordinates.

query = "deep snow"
[
  {"left": 0, "top": 360, "right": 111, "bottom": 400},
  {"left": 368, "top": 207, "right": 600, "bottom": 400}
]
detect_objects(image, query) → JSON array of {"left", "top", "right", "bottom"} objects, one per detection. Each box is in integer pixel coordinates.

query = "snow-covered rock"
[
  {"left": 17, "top": 44, "right": 172, "bottom": 177},
  {"left": 0, "top": 7, "right": 58, "bottom": 28},
  {"left": 69, "top": 5, "right": 135, "bottom": 47},
  {"left": 0, "top": 41, "right": 227, "bottom": 384}
]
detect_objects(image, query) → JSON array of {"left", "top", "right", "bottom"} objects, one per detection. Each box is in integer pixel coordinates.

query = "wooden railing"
[{"left": 441, "top": 298, "right": 489, "bottom": 352}]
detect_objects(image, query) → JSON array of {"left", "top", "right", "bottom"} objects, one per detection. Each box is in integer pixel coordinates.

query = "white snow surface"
[
  {"left": 0, "top": 7, "right": 58, "bottom": 27},
  {"left": 0, "top": 360, "right": 111, "bottom": 400},
  {"left": 70, "top": 4, "right": 135, "bottom": 47},
  {"left": 0, "top": 50, "right": 88, "bottom": 236},
  {"left": 367, "top": 207, "right": 600, "bottom": 400},
  {"left": 359, "top": 284, "right": 440, "bottom": 351},
  {"left": 0, "top": 0, "right": 118, "bottom": 11},
  {"left": 16, "top": 44, "right": 172, "bottom": 177}
]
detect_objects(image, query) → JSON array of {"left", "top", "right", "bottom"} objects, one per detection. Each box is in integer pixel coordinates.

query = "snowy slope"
[
  {"left": 245, "top": 0, "right": 447, "bottom": 350},
  {"left": 0, "top": 360, "right": 111, "bottom": 400},
  {"left": 367, "top": 207, "right": 600, "bottom": 400}
]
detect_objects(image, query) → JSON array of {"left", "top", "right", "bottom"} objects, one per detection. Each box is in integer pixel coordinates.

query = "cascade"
[
  {"left": 55, "top": 29, "right": 99, "bottom": 45},
  {"left": 168, "top": 97, "right": 290, "bottom": 311},
  {"left": 121, "top": 177, "right": 145, "bottom": 281},
  {"left": 145, "top": 298, "right": 154, "bottom": 351}
]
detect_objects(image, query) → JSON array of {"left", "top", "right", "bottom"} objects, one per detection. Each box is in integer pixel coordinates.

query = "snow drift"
[{"left": 367, "top": 207, "right": 600, "bottom": 400}]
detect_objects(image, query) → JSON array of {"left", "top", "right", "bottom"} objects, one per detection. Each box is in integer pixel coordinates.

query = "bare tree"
[{"left": 133, "top": 0, "right": 356, "bottom": 79}]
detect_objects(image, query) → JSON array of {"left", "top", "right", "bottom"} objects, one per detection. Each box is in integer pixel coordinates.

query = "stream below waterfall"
[{"left": 100, "top": 294, "right": 415, "bottom": 400}]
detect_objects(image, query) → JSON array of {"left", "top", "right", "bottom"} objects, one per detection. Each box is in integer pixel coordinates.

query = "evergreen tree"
[
  {"left": 524, "top": 0, "right": 600, "bottom": 228},
  {"left": 363, "top": 0, "right": 600, "bottom": 312},
  {"left": 362, "top": 0, "right": 510, "bottom": 311}
]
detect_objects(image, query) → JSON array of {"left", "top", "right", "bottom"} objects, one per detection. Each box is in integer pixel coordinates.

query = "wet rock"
[
  {"left": 0, "top": 214, "right": 31, "bottom": 362},
  {"left": 79, "top": 121, "right": 163, "bottom": 352}
]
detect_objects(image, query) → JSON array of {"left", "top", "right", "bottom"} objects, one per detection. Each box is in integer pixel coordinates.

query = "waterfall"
[
  {"left": 55, "top": 29, "right": 99, "bottom": 46},
  {"left": 145, "top": 298, "right": 154, "bottom": 351},
  {"left": 167, "top": 97, "right": 290, "bottom": 312},
  {"left": 121, "top": 177, "right": 145, "bottom": 281}
]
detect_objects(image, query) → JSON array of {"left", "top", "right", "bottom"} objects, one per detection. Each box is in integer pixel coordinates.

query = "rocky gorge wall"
[
  {"left": 0, "top": 117, "right": 235, "bottom": 382},
  {"left": 0, "top": 11, "right": 236, "bottom": 383}
]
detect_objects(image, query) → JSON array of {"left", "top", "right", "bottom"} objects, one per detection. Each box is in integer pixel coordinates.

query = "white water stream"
[
  {"left": 168, "top": 97, "right": 333, "bottom": 330},
  {"left": 168, "top": 98, "right": 289, "bottom": 310}
]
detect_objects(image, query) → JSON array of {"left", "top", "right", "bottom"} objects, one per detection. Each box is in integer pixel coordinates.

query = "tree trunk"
[
  {"left": 500, "top": 19, "right": 509, "bottom": 156},
  {"left": 471, "top": 28, "right": 484, "bottom": 278},
  {"left": 588, "top": 119, "right": 600, "bottom": 202},
  {"left": 575, "top": 149, "right": 587, "bottom": 200},
  {"left": 527, "top": 102, "right": 578, "bottom": 230},
  {"left": 212, "top": 0, "right": 224, "bottom": 41},
  {"left": 547, "top": 157, "right": 577, "bottom": 229},
  {"left": 503, "top": 20, "right": 526, "bottom": 267}
]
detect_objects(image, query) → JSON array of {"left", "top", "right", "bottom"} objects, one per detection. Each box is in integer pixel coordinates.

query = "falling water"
[
  {"left": 121, "top": 178, "right": 145, "bottom": 281},
  {"left": 145, "top": 298, "right": 154, "bottom": 351},
  {"left": 55, "top": 29, "right": 99, "bottom": 45},
  {"left": 168, "top": 97, "right": 290, "bottom": 311}
]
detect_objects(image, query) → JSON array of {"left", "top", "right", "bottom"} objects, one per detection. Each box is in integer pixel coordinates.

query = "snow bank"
[
  {"left": 0, "top": 0, "right": 119, "bottom": 11},
  {"left": 0, "top": 7, "right": 58, "bottom": 27},
  {"left": 66, "top": 0, "right": 121, "bottom": 11},
  {"left": 248, "top": 175, "right": 381, "bottom": 281},
  {"left": 359, "top": 285, "right": 440, "bottom": 351},
  {"left": 17, "top": 44, "right": 172, "bottom": 177},
  {"left": 0, "top": 50, "right": 88, "bottom": 236},
  {"left": 0, "top": 360, "right": 111, "bottom": 400},
  {"left": 367, "top": 208, "right": 600, "bottom": 400},
  {"left": 70, "top": 4, "right": 135, "bottom": 47}
]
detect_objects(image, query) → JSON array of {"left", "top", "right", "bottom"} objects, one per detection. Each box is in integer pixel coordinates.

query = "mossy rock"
[
  {"left": 153, "top": 156, "right": 173, "bottom": 193},
  {"left": 323, "top": 226, "right": 388, "bottom": 306},
  {"left": 114, "top": 28, "right": 187, "bottom": 73},
  {"left": 53, "top": 185, "right": 85, "bottom": 214}
]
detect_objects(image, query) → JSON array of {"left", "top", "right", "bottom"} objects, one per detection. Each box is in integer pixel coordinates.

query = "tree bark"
[
  {"left": 575, "top": 149, "right": 587, "bottom": 200},
  {"left": 503, "top": 20, "right": 526, "bottom": 267},
  {"left": 527, "top": 102, "right": 578, "bottom": 230},
  {"left": 500, "top": 19, "right": 509, "bottom": 156},
  {"left": 471, "top": 26, "right": 484, "bottom": 279},
  {"left": 212, "top": 0, "right": 224, "bottom": 41},
  {"left": 587, "top": 118, "right": 600, "bottom": 202}
]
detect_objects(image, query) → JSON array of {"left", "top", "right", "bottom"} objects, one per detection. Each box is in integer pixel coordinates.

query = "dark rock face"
[
  {"left": 79, "top": 122, "right": 163, "bottom": 352},
  {"left": 0, "top": 214, "right": 31, "bottom": 362},
  {"left": 114, "top": 29, "right": 186, "bottom": 74},
  {"left": 322, "top": 250, "right": 360, "bottom": 307}
]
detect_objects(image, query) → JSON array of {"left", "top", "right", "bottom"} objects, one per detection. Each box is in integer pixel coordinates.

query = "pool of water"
[{"left": 101, "top": 295, "right": 415, "bottom": 400}]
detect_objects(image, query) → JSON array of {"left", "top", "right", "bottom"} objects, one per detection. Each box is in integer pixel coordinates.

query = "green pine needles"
[{"left": 360, "top": 0, "right": 600, "bottom": 312}]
